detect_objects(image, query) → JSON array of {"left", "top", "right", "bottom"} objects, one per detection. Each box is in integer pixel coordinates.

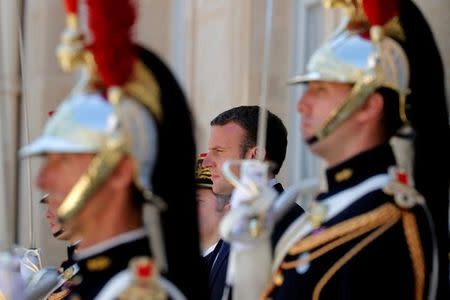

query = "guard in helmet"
[
  {"left": 263, "top": 0, "right": 449, "bottom": 299},
  {"left": 20, "top": 0, "right": 207, "bottom": 299}
]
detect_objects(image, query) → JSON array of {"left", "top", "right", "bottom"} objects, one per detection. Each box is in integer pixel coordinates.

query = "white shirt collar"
[
  {"left": 75, "top": 228, "right": 147, "bottom": 261},
  {"left": 202, "top": 242, "right": 218, "bottom": 257}
]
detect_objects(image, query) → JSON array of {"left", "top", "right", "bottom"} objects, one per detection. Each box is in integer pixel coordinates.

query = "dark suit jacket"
[
  {"left": 208, "top": 240, "right": 230, "bottom": 300},
  {"left": 271, "top": 182, "right": 304, "bottom": 247},
  {"left": 207, "top": 182, "right": 304, "bottom": 300}
]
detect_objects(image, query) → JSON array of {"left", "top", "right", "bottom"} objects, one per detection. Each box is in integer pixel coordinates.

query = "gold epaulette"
[{"left": 48, "top": 289, "right": 70, "bottom": 300}]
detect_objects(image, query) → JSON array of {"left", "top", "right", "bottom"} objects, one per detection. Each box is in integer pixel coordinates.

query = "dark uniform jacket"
[
  {"left": 60, "top": 244, "right": 77, "bottom": 271},
  {"left": 267, "top": 144, "right": 433, "bottom": 300},
  {"left": 67, "top": 230, "right": 151, "bottom": 299},
  {"left": 46, "top": 244, "right": 78, "bottom": 299}
]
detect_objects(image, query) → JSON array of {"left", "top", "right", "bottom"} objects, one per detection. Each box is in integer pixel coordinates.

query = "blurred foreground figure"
[
  {"left": 0, "top": 253, "right": 25, "bottom": 300},
  {"left": 19, "top": 0, "right": 207, "bottom": 299},
  {"left": 262, "top": 0, "right": 449, "bottom": 299}
]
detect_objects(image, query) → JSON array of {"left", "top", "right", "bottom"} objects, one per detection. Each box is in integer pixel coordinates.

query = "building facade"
[{"left": 0, "top": 0, "right": 448, "bottom": 265}]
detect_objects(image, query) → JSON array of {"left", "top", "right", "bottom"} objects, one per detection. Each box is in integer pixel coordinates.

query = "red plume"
[
  {"left": 362, "top": 0, "right": 400, "bottom": 26},
  {"left": 86, "top": 0, "right": 137, "bottom": 88},
  {"left": 64, "top": 0, "right": 78, "bottom": 14}
]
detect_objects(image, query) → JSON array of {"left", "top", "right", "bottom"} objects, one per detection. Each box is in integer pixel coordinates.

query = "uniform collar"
[
  {"left": 69, "top": 231, "right": 151, "bottom": 298},
  {"left": 321, "top": 144, "right": 395, "bottom": 198},
  {"left": 67, "top": 241, "right": 79, "bottom": 258},
  {"left": 75, "top": 228, "right": 147, "bottom": 261}
]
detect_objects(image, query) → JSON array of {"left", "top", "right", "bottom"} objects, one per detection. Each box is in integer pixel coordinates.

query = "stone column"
[
  {"left": 18, "top": 0, "right": 73, "bottom": 266},
  {"left": 0, "top": 0, "right": 21, "bottom": 251}
]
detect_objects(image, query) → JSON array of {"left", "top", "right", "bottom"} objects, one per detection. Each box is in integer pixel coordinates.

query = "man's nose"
[
  {"left": 202, "top": 152, "right": 213, "bottom": 167},
  {"left": 36, "top": 161, "right": 52, "bottom": 191},
  {"left": 297, "top": 93, "right": 311, "bottom": 115}
]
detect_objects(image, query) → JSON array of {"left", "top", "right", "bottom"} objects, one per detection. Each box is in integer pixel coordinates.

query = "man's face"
[
  {"left": 297, "top": 81, "right": 353, "bottom": 159},
  {"left": 196, "top": 188, "right": 224, "bottom": 244},
  {"left": 202, "top": 122, "right": 248, "bottom": 195},
  {"left": 36, "top": 153, "right": 95, "bottom": 239},
  {"left": 42, "top": 195, "right": 70, "bottom": 240}
]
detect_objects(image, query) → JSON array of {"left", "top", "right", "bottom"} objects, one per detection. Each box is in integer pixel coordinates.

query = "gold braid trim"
[
  {"left": 48, "top": 289, "right": 70, "bottom": 300},
  {"left": 282, "top": 224, "right": 378, "bottom": 270},
  {"left": 313, "top": 218, "right": 399, "bottom": 300},
  {"left": 261, "top": 204, "right": 425, "bottom": 300},
  {"left": 260, "top": 270, "right": 282, "bottom": 300},
  {"left": 288, "top": 203, "right": 401, "bottom": 256},
  {"left": 402, "top": 211, "right": 425, "bottom": 300},
  {"left": 259, "top": 204, "right": 401, "bottom": 299}
]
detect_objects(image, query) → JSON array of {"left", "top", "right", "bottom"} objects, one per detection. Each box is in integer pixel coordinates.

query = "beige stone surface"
[
  {"left": 188, "top": 0, "right": 251, "bottom": 152},
  {"left": 0, "top": 0, "right": 21, "bottom": 250},
  {"left": 415, "top": 0, "right": 450, "bottom": 110},
  {"left": 185, "top": 0, "right": 294, "bottom": 185},
  {"left": 136, "top": 0, "right": 171, "bottom": 63},
  {"left": 18, "top": 0, "right": 71, "bottom": 266}
]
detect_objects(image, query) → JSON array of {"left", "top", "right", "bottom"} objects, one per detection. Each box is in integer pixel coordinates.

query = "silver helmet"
[
  {"left": 20, "top": 91, "right": 161, "bottom": 220},
  {"left": 289, "top": 1, "right": 410, "bottom": 144}
]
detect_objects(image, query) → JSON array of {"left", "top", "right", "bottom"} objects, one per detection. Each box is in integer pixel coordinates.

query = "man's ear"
[
  {"left": 244, "top": 146, "right": 266, "bottom": 160},
  {"left": 356, "top": 92, "right": 384, "bottom": 123},
  {"left": 110, "top": 157, "right": 135, "bottom": 190}
]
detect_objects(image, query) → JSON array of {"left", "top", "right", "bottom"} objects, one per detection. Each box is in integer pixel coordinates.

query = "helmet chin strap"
[
  {"left": 52, "top": 229, "right": 65, "bottom": 239},
  {"left": 306, "top": 77, "right": 379, "bottom": 145},
  {"left": 57, "top": 140, "right": 125, "bottom": 223}
]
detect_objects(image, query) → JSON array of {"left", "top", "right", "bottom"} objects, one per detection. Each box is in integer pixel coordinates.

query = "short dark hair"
[
  {"left": 377, "top": 87, "right": 404, "bottom": 139},
  {"left": 210, "top": 106, "right": 288, "bottom": 175}
]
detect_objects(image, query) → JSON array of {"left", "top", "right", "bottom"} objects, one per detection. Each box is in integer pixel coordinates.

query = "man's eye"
[
  {"left": 314, "top": 86, "right": 326, "bottom": 93},
  {"left": 308, "top": 84, "right": 326, "bottom": 93}
]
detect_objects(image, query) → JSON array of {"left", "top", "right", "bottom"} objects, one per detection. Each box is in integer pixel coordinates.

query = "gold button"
[
  {"left": 86, "top": 256, "right": 111, "bottom": 271},
  {"left": 335, "top": 168, "right": 353, "bottom": 182}
]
